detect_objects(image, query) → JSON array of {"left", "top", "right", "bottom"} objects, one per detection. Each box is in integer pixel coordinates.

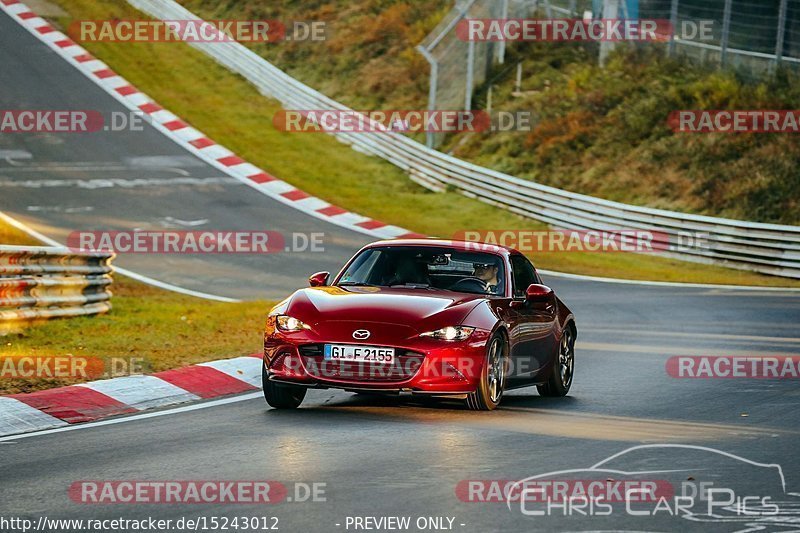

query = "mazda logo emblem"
[{"left": 352, "top": 329, "right": 371, "bottom": 340}]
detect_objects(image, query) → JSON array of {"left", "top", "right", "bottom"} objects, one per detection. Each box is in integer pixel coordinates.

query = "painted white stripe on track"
[
  {"left": 198, "top": 357, "right": 262, "bottom": 388},
  {"left": 0, "top": 397, "right": 68, "bottom": 437},
  {"left": 5, "top": 3, "right": 28, "bottom": 14},
  {"left": 77, "top": 375, "right": 201, "bottom": 411},
  {"left": 102, "top": 76, "right": 130, "bottom": 90},
  {"left": 197, "top": 144, "right": 232, "bottom": 160}
]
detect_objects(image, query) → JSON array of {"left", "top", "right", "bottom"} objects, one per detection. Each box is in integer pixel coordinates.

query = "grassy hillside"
[
  {"left": 180, "top": 0, "right": 450, "bottom": 110},
  {"left": 447, "top": 43, "right": 800, "bottom": 225}
]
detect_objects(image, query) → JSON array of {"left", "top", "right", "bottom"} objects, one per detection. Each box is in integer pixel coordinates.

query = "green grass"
[
  {"left": 0, "top": 218, "right": 41, "bottom": 246},
  {"left": 37, "top": 0, "right": 800, "bottom": 288}
]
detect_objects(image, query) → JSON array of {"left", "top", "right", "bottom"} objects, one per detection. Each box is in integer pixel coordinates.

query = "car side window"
[{"left": 510, "top": 255, "right": 537, "bottom": 298}]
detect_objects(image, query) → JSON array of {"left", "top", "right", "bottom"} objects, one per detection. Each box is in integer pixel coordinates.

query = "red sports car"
[{"left": 262, "top": 239, "right": 576, "bottom": 410}]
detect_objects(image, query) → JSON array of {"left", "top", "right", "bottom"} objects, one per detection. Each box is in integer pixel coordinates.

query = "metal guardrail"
[
  {"left": 129, "top": 0, "right": 800, "bottom": 279},
  {"left": 0, "top": 246, "right": 114, "bottom": 327}
]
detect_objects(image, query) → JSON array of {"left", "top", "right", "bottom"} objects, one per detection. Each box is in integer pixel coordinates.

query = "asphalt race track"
[
  {"left": 2, "top": 7, "right": 800, "bottom": 533},
  {"left": 0, "top": 10, "right": 370, "bottom": 301}
]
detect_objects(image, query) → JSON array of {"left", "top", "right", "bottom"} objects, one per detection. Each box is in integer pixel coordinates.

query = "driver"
[{"left": 473, "top": 261, "right": 502, "bottom": 295}]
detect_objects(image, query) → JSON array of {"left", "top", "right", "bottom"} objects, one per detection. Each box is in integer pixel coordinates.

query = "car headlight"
[
  {"left": 276, "top": 315, "right": 311, "bottom": 332},
  {"left": 420, "top": 326, "right": 475, "bottom": 341}
]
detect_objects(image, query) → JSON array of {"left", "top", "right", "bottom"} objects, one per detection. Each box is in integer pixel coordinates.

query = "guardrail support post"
[
  {"left": 498, "top": 0, "right": 509, "bottom": 64},
  {"left": 417, "top": 45, "right": 438, "bottom": 149},
  {"left": 720, "top": 0, "right": 732, "bottom": 67},
  {"left": 774, "top": 0, "right": 788, "bottom": 72},
  {"left": 599, "top": 0, "right": 620, "bottom": 67},
  {"left": 465, "top": 39, "right": 475, "bottom": 110},
  {"left": 668, "top": 0, "right": 678, "bottom": 57}
]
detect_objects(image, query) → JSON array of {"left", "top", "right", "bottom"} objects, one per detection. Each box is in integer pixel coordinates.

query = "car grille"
[{"left": 298, "top": 344, "right": 424, "bottom": 382}]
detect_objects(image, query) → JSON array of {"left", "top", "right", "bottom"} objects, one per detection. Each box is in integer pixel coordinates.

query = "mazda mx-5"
[{"left": 262, "top": 239, "right": 576, "bottom": 410}]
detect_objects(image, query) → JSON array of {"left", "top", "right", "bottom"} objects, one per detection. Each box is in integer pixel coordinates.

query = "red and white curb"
[
  {"left": 0, "top": 0, "right": 424, "bottom": 243},
  {"left": 0, "top": 355, "right": 263, "bottom": 437}
]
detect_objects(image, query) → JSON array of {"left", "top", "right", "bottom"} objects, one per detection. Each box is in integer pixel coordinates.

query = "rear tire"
[
  {"left": 466, "top": 333, "right": 508, "bottom": 411},
  {"left": 537, "top": 325, "right": 575, "bottom": 397},
  {"left": 262, "top": 364, "right": 306, "bottom": 409}
]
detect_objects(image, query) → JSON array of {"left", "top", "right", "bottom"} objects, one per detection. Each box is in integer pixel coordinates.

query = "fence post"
[
  {"left": 668, "top": 0, "right": 678, "bottom": 57},
  {"left": 417, "top": 45, "right": 438, "bottom": 148},
  {"left": 465, "top": 39, "right": 475, "bottom": 110},
  {"left": 599, "top": 0, "right": 620, "bottom": 67},
  {"left": 498, "top": 0, "right": 509, "bottom": 64},
  {"left": 774, "top": 0, "right": 788, "bottom": 71},
  {"left": 720, "top": 0, "right": 732, "bottom": 67}
]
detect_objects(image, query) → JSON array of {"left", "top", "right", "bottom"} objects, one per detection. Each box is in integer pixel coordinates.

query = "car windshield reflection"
[{"left": 336, "top": 246, "right": 505, "bottom": 296}]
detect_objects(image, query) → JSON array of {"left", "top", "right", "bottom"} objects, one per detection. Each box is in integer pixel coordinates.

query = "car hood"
[{"left": 285, "top": 286, "right": 485, "bottom": 333}]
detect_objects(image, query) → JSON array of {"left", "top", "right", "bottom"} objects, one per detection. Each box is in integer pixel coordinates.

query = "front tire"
[
  {"left": 262, "top": 364, "right": 306, "bottom": 409},
  {"left": 466, "top": 333, "right": 508, "bottom": 411},
  {"left": 537, "top": 326, "right": 575, "bottom": 397}
]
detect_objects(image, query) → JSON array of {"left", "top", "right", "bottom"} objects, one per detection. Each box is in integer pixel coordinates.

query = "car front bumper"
[{"left": 264, "top": 329, "right": 490, "bottom": 394}]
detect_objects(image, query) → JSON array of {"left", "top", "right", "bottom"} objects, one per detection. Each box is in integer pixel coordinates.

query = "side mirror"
[
  {"left": 525, "top": 283, "right": 553, "bottom": 302},
  {"left": 308, "top": 271, "right": 330, "bottom": 287}
]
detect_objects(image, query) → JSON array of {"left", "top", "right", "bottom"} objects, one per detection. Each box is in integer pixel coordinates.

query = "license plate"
[{"left": 323, "top": 344, "right": 395, "bottom": 364}]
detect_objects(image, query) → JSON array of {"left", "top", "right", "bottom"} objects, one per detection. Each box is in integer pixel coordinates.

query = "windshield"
[{"left": 337, "top": 246, "right": 506, "bottom": 296}]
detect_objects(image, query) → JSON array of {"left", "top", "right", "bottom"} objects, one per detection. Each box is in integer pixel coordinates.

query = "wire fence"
[
  {"left": 540, "top": 0, "right": 800, "bottom": 71},
  {"left": 417, "top": 0, "right": 539, "bottom": 147},
  {"left": 418, "top": 0, "right": 800, "bottom": 147}
]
